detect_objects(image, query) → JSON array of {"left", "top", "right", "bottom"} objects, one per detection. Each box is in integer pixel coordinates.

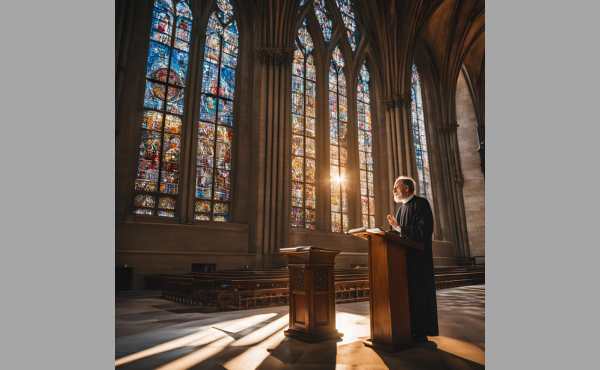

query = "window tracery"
[
  {"left": 194, "top": 0, "right": 239, "bottom": 222},
  {"left": 291, "top": 20, "right": 317, "bottom": 229},
  {"left": 133, "top": 0, "right": 192, "bottom": 217}
]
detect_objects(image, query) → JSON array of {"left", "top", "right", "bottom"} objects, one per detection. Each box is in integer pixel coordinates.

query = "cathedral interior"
[
  {"left": 115, "top": 0, "right": 485, "bottom": 289},
  {"left": 115, "top": 0, "right": 485, "bottom": 368}
]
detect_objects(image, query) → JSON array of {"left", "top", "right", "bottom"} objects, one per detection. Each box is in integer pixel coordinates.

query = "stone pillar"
[
  {"left": 253, "top": 48, "right": 294, "bottom": 265},
  {"left": 436, "top": 122, "right": 469, "bottom": 257},
  {"left": 282, "top": 247, "right": 343, "bottom": 343},
  {"left": 400, "top": 93, "right": 417, "bottom": 193},
  {"left": 392, "top": 94, "right": 406, "bottom": 176},
  {"left": 380, "top": 97, "right": 396, "bottom": 215}
]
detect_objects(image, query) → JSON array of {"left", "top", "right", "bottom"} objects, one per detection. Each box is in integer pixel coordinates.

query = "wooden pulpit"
[
  {"left": 351, "top": 230, "right": 424, "bottom": 352},
  {"left": 281, "top": 246, "right": 343, "bottom": 343}
]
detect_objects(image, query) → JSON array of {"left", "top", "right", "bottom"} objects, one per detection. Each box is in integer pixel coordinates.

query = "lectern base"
[
  {"left": 284, "top": 328, "right": 343, "bottom": 343},
  {"left": 363, "top": 339, "right": 414, "bottom": 353}
]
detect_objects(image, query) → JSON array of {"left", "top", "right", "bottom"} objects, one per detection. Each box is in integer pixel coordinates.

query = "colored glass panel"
[
  {"left": 291, "top": 23, "right": 317, "bottom": 229},
  {"left": 195, "top": 1, "right": 237, "bottom": 222},
  {"left": 330, "top": 47, "right": 348, "bottom": 232},
  {"left": 159, "top": 197, "right": 176, "bottom": 209},
  {"left": 313, "top": 0, "right": 332, "bottom": 43},
  {"left": 166, "top": 87, "right": 184, "bottom": 114},
  {"left": 335, "top": 0, "right": 359, "bottom": 52},
  {"left": 306, "top": 55, "right": 316, "bottom": 81},
  {"left": 217, "top": 0, "right": 234, "bottom": 23},
  {"left": 411, "top": 64, "right": 434, "bottom": 207},
  {"left": 293, "top": 47, "right": 304, "bottom": 77},
  {"left": 134, "top": 2, "right": 193, "bottom": 217},
  {"left": 168, "top": 50, "right": 188, "bottom": 86},
  {"left": 134, "top": 208, "right": 154, "bottom": 216},
  {"left": 134, "top": 194, "right": 156, "bottom": 208},
  {"left": 213, "top": 203, "right": 228, "bottom": 215},
  {"left": 298, "top": 19, "right": 314, "bottom": 53},
  {"left": 218, "top": 99, "right": 234, "bottom": 126},
  {"left": 332, "top": 45, "right": 345, "bottom": 67},
  {"left": 151, "top": 30, "right": 171, "bottom": 45},
  {"left": 176, "top": 1, "right": 192, "bottom": 18},
  {"left": 202, "top": 62, "right": 219, "bottom": 95},
  {"left": 357, "top": 63, "right": 374, "bottom": 226},
  {"left": 195, "top": 200, "right": 211, "bottom": 213},
  {"left": 142, "top": 111, "right": 163, "bottom": 130},
  {"left": 152, "top": 18, "right": 172, "bottom": 36},
  {"left": 146, "top": 41, "right": 170, "bottom": 82},
  {"left": 199, "top": 95, "right": 217, "bottom": 123}
]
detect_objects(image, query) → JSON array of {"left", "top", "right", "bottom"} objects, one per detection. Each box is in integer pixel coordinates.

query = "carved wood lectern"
[
  {"left": 351, "top": 230, "right": 424, "bottom": 352},
  {"left": 281, "top": 246, "right": 343, "bottom": 343}
]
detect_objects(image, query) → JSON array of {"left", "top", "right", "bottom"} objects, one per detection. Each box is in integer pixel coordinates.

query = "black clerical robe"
[{"left": 395, "top": 195, "right": 439, "bottom": 337}]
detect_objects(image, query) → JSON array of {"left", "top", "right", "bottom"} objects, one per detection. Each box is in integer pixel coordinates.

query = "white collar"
[{"left": 401, "top": 193, "right": 415, "bottom": 204}]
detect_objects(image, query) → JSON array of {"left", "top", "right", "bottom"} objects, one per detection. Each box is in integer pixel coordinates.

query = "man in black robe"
[{"left": 386, "top": 176, "right": 439, "bottom": 342}]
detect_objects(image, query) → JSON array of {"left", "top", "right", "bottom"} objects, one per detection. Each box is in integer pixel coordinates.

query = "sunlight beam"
[{"left": 115, "top": 313, "right": 276, "bottom": 367}]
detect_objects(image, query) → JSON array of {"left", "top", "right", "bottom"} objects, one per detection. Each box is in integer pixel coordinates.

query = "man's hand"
[{"left": 386, "top": 214, "right": 398, "bottom": 229}]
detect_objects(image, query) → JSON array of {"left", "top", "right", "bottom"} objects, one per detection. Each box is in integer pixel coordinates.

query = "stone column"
[
  {"left": 380, "top": 97, "right": 396, "bottom": 215},
  {"left": 390, "top": 94, "right": 403, "bottom": 177},
  {"left": 436, "top": 122, "right": 469, "bottom": 257},
  {"left": 400, "top": 93, "right": 417, "bottom": 193},
  {"left": 254, "top": 48, "right": 294, "bottom": 265}
]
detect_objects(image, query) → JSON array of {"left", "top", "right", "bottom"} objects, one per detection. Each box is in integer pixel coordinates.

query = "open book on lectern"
[
  {"left": 347, "top": 227, "right": 385, "bottom": 235},
  {"left": 347, "top": 227, "right": 424, "bottom": 250}
]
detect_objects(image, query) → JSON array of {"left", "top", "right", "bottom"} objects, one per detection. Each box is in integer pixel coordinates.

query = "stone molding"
[
  {"left": 380, "top": 96, "right": 395, "bottom": 111},
  {"left": 401, "top": 93, "right": 412, "bottom": 109},
  {"left": 436, "top": 123, "right": 459, "bottom": 135},
  {"left": 254, "top": 48, "right": 295, "bottom": 67}
]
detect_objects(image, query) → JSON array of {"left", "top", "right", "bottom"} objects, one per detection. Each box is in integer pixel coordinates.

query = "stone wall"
[{"left": 455, "top": 71, "right": 485, "bottom": 261}]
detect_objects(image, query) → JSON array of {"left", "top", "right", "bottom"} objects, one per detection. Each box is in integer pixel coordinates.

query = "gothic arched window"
[
  {"left": 335, "top": 0, "right": 359, "bottom": 52},
  {"left": 411, "top": 64, "right": 434, "bottom": 205},
  {"left": 194, "top": 0, "right": 238, "bottom": 222},
  {"left": 291, "top": 20, "right": 317, "bottom": 229},
  {"left": 329, "top": 45, "right": 348, "bottom": 233},
  {"left": 357, "top": 63, "right": 375, "bottom": 228},
  {"left": 133, "top": 0, "right": 192, "bottom": 217}
]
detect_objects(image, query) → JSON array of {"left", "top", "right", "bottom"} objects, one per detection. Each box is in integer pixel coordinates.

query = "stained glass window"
[
  {"left": 134, "top": 0, "right": 192, "bottom": 217},
  {"left": 411, "top": 64, "right": 434, "bottom": 206},
  {"left": 335, "top": 0, "right": 359, "bottom": 52},
  {"left": 313, "top": 0, "right": 332, "bottom": 44},
  {"left": 195, "top": 0, "right": 238, "bottom": 222},
  {"left": 291, "top": 20, "right": 317, "bottom": 229},
  {"left": 329, "top": 45, "right": 348, "bottom": 233},
  {"left": 357, "top": 64, "right": 375, "bottom": 228}
]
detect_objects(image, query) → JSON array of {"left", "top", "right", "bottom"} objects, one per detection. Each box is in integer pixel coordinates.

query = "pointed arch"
[
  {"left": 329, "top": 44, "right": 349, "bottom": 233},
  {"left": 357, "top": 62, "right": 374, "bottom": 227},
  {"left": 411, "top": 63, "right": 434, "bottom": 206},
  {"left": 194, "top": 0, "right": 239, "bottom": 222},
  {"left": 133, "top": 0, "right": 193, "bottom": 217},
  {"left": 291, "top": 19, "right": 318, "bottom": 229}
]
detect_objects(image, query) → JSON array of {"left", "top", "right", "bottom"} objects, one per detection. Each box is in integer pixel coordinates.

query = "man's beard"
[{"left": 394, "top": 193, "right": 404, "bottom": 203}]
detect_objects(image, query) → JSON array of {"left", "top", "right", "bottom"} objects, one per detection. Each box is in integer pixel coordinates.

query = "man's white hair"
[{"left": 395, "top": 176, "right": 416, "bottom": 193}]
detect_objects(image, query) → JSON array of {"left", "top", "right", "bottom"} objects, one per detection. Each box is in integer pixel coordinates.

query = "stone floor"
[{"left": 116, "top": 285, "right": 485, "bottom": 370}]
